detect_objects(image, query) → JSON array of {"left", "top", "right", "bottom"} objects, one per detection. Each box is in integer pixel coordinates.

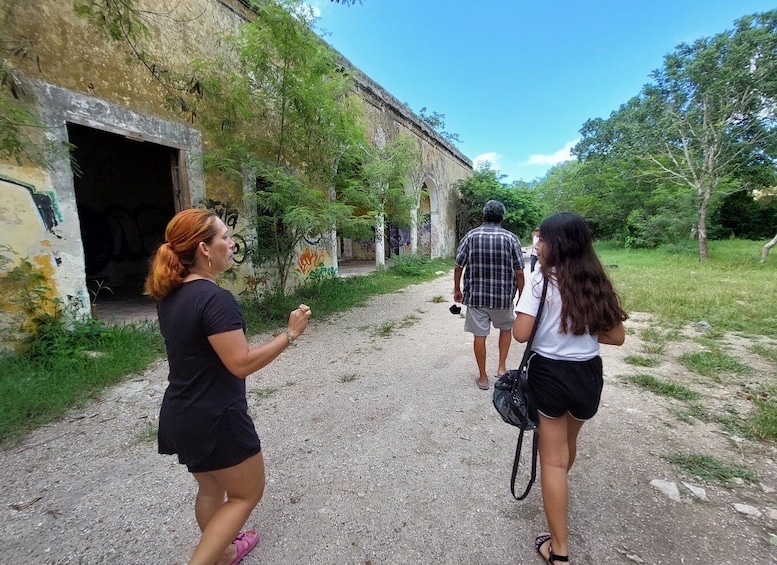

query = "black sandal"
[{"left": 534, "top": 534, "right": 569, "bottom": 563}]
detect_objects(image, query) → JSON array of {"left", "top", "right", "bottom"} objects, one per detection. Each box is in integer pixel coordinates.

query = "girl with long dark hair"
[{"left": 513, "top": 212, "right": 628, "bottom": 564}]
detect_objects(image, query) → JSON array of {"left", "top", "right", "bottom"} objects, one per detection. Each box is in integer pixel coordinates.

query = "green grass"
[
  {"left": 250, "top": 386, "right": 278, "bottom": 400},
  {"left": 0, "top": 319, "right": 163, "bottom": 444},
  {"left": 746, "top": 386, "right": 777, "bottom": 441},
  {"left": 338, "top": 373, "right": 359, "bottom": 383},
  {"left": 624, "top": 355, "right": 660, "bottom": 367},
  {"left": 129, "top": 421, "right": 158, "bottom": 446},
  {"left": 663, "top": 452, "right": 758, "bottom": 485},
  {"left": 373, "top": 321, "right": 397, "bottom": 338},
  {"left": 639, "top": 327, "right": 664, "bottom": 342},
  {"left": 627, "top": 374, "right": 701, "bottom": 401},
  {"left": 671, "top": 401, "right": 708, "bottom": 424},
  {"left": 370, "top": 314, "right": 421, "bottom": 338},
  {"left": 597, "top": 239, "right": 777, "bottom": 336},
  {"left": 679, "top": 350, "right": 753, "bottom": 380},
  {"left": 641, "top": 343, "right": 665, "bottom": 355},
  {"left": 751, "top": 343, "right": 777, "bottom": 364}
]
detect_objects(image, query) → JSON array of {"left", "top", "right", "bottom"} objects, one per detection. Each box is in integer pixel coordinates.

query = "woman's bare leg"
[
  {"left": 194, "top": 474, "right": 226, "bottom": 533},
  {"left": 537, "top": 413, "right": 584, "bottom": 560},
  {"left": 189, "top": 452, "right": 265, "bottom": 565}
]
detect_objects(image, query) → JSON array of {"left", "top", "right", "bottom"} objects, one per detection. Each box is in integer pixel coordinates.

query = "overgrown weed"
[
  {"left": 627, "top": 374, "right": 700, "bottom": 401},
  {"left": 679, "top": 350, "right": 752, "bottom": 381},
  {"left": 0, "top": 316, "right": 163, "bottom": 444},
  {"left": 663, "top": 452, "right": 757, "bottom": 485}
]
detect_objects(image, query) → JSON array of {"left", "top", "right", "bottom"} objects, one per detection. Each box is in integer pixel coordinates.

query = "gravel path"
[{"left": 1, "top": 271, "right": 776, "bottom": 564}]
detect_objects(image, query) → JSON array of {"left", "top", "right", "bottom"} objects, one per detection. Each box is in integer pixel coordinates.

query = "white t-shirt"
[{"left": 516, "top": 268, "right": 600, "bottom": 361}]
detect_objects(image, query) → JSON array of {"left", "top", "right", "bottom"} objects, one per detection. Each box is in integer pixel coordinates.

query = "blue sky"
[{"left": 310, "top": 0, "right": 776, "bottom": 184}]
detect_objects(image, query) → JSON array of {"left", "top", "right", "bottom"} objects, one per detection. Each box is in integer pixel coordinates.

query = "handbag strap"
[
  {"left": 510, "top": 428, "right": 539, "bottom": 500},
  {"left": 510, "top": 276, "right": 548, "bottom": 501},
  {"left": 518, "top": 276, "right": 549, "bottom": 371}
]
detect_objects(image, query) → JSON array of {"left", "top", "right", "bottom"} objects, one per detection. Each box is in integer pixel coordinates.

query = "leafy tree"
[
  {"left": 337, "top": 134, "right": 420, "bottom": 266},
  {"left": 197, "top": 0, "right": 367, "bottom": 290},
  {"left": 454, "top": 163, "right": 544, "bottom": 241},
  {"left": 575, "top": 10, "right": 777, "bottom": 261},
  {"left": 417, "top": 106, "right": 462, "bottom": 145},
  {"left": 534, "top": 158, "right": 696, "bottom": 244},
  {"left": 74, "top": 0, "right": 421, "bottom": 289},
  {"left": 714, "top": 189, "right": 777, "bottom": 239}
]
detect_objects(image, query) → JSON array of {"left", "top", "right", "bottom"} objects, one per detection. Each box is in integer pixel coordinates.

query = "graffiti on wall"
[
  {"left": 0, "top": 175, "right": 62, "bottom": 352},
  {"left": 439, "top": 229, "right": 454, "bottom": 259},
  {"left": 419, "top": 213, "right": 432, "bottom": 255},
  {"left": 356, "top": 238, "right": 374, "bottom": 255},
  {"left": 297, "top": 247, "right": 324, "bottom": 275},
  {"left": 298, "top": 234, "right": 332, "bottom": 278},
  {"left": 0, "top": 174, "right": 60, "bottom": 234},
  {"left": 388, "top": 226, "right": 411, "bottom": 250}
]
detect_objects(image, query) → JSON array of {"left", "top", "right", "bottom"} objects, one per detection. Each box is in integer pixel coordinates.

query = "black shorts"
[
  {"left": 187, "top": 418, "right": 262, "bottom": 474},
  {"left": 159, "top": 404, "right": 262, "bottom": 473},
  {"left": 526, "top": 353, "right": 603, "bottom": 420}
]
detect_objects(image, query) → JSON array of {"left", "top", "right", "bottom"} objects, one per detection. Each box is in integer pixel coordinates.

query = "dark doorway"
[{"left": 68, "top": 123, "right": 177, "bottom": 303}]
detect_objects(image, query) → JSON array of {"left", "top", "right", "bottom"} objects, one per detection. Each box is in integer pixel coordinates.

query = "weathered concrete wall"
[
  {"left": 0, "top": 0, "right": 471, "bottom": 349},
  {"left": 0, "top": 0, "right": 244, "bottom": 350},
  {"left": 347, "top": 61, "right": 471, "bottom": 261}
]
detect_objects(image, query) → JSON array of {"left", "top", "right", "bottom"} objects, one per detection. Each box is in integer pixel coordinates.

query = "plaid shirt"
[{"left": 455, "top": 222, "right": 524, "bottom": 309}]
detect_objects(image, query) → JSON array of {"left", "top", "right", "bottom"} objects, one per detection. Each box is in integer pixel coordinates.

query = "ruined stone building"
[{"left": 0, "top": 0, "right": 471, "bottom": 348}]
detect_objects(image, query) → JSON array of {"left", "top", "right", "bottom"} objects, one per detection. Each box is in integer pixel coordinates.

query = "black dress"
[{"left": 157, "top": 280, "right": 261, "bottom": 472}]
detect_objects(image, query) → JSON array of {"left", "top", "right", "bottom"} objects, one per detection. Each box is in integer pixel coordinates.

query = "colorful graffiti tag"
[{"left": 297, "top": 248, "right": 324, "bottom": 275}]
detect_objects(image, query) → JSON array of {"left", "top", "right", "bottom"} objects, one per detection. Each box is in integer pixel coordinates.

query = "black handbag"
[{"left": 493, "top": 277, "right": 548, "bottom": 500}]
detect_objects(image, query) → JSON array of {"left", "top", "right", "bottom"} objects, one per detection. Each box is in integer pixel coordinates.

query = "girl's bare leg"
[{"left": 537, "top": 413, "right": 584, "bottom": 561}]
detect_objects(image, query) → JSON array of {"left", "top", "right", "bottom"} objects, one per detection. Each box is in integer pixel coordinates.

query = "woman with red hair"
[{"left": 145, "top": 208, "right": 311, "bottom": 565}]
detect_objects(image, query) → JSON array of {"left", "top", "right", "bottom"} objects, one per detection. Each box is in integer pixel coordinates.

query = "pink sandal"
[{"left": 231, "top": 530, "right": 260, "bottom": 565}]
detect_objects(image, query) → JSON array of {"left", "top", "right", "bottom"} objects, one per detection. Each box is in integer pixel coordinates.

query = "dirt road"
[{"left": 1, "top": 271, "right": 775, "bottom": 564}]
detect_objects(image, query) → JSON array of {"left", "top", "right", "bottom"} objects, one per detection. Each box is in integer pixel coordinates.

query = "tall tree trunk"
[
  {"left": 697, "top": 203, "right": 709, "bottom": 261},
  {"left": 762, "top": 233, "right": 777, "bottom": 263},
  {"left": 696, "top": 174, "right": 714, "bottom": 262}
]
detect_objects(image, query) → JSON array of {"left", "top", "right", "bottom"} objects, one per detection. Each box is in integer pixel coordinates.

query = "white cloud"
[
  {"left": 304, "top": 3, "right": 322, "bottom": 18},
  {"left": 473, "top": 152, "right": 502, "bottom": 170},
  {"left": 525, "top": 141, "right": 579, "bottom": 166}
]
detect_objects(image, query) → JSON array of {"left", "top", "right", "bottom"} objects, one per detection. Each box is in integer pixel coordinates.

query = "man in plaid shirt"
[{"left": 453, "top": 200, "right": 525, "bottom": 390}]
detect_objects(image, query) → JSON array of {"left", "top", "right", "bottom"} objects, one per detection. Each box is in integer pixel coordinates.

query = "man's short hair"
[{"left": 483, "top": 200, "right": 505, "bottom": 223}]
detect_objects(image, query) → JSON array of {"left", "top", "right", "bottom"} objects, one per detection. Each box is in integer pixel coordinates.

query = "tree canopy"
[
  {"left": 454, "top": 164, "right": 544, "bottom": 241},
  {"left": 571, "top": 9, "right": 777, "bottom": 259},
  {"left": 417, "top": 106, "right": 462, "bottom": 145}
]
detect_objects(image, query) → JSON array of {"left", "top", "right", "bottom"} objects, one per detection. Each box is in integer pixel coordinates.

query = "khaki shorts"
[{"left": 463, "top": 306, "right": 516, "bottom": 336}]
